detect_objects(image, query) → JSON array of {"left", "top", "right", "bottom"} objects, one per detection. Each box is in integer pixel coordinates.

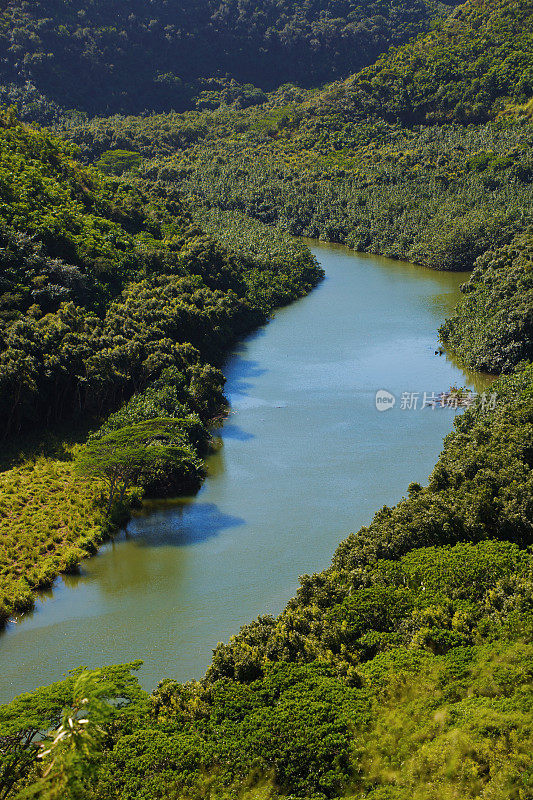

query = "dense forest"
[
  {"left": 318, "top": 0, "right": 533, "bottom": 124},
  {"left": 440, "top": 232, "right": 533, "bottom": 373},
  {"left": 1, "top": 0, "right": 533, "bottom": 796},
  {"left": 0, "top": 0, "right": 458, "bottom": 117}
]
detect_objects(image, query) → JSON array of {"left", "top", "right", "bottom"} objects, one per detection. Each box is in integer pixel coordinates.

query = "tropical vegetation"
[
  {"left": 0, "top": 0, "right": 533, "bottom": 795},
  {"left": 441, "top": 232, "right": 533, "bottom": 372},
  {"left": 0, "top": 0, "right": 458, "bottom": 116},
  {"left": 2, "top": 366, "right": 533, "bottom": 798}
]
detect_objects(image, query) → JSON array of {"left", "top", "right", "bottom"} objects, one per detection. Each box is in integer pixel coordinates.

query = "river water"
[{"left": 0, "top": 244, "right": 490, "bottom": 702}]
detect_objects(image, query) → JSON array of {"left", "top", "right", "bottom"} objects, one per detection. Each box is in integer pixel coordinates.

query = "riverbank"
[
  {"left": 0, "top": 116, "right": 322, "bottom": 628},
  {"left": 0, "top": 244, "right": 492, "bottom": 701},
  {"left": 2, "top": 247, "right": 532, "bottom": 800},
  {"left": 0, "top": 260, "right": 318, "bottom": 627}
]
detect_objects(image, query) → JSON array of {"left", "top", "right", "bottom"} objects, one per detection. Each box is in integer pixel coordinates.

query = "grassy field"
[{"left": 0, "top": 453, "right": 118, "bottom": 626}]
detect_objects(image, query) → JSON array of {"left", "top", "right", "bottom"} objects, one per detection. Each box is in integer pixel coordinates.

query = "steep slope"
[
  {"left": 0, "top": 0, "right": 456, "bottom": 117},
  {"left": 59, "top": 0, "right": 533, "bottom": 374},
  {"left": 440, "top": 232, "right": 533, "bottom": 372},
  {"left": 314, "top": 0, "right": 533, "bottom": 123},
  {"left": 61, "top": 0, "right": 533, "bottom": 266},
  {"left": 3, "top": 365, "right": 533, "bottom": 800},
  {"left": 0, "top": 0, "right": 532, "bottom": 795}
]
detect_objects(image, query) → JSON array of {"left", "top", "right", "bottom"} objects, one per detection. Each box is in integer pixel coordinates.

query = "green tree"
[
  {"left": 74, "top": 418, "right": 194, "bottom": 512},
  {"left": 18, "top": 672, "right": 112, "bottom": 800},
  {"left": 94, "top": 150, "right": 141, "bottom": 176},
  {"left": 0, "top": 665, "right": 145, "bottom": 800}
]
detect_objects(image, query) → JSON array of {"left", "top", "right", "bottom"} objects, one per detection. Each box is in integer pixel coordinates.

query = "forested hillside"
[
  {"left": 2, "top": 353, "right": 533, "bottom": 800},
  {"left": 441, "top": 232, "right": 533, "bottom": 372},
  {"left": 63, "top": 0, "right": 533, "bottom": 372},
  {"left": 0, "top": 0, "right": 456, "bottom": 117},
  {"left": 315, "top": 0, "right": 533, "bottom": 123}
]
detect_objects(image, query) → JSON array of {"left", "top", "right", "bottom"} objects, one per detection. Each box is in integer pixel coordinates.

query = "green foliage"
[
  {"left": 1, "top": 0, "right": 533, "bottom": 796},
  {"left": 0, "top": 111, "right": 191, "bottom": 310},
  {"left": 65, "top": 75, "right": 533, "bottom": 286},
  {"left": 196, "top": 209, "right": 323, "bottom": 312},
  {"left": 60, "top": 0, "right": 532, "bottom": 379},
  {"left": 0, "top": 0, "right": 456, "bottom": 117},
  {"left": 75, "top": 419, "right": 205, "bottom": 509},
  {"left": 0, "top": 457, "right": 109, "bottom": 625},
  {"left": 14, "top": 539, "right": 530, "bottom": 799},
  {"left": 0, "top": 664, "right": 147, "bottom": 800},
  {"left": 440, "top": 232, "right": 533, "bottom": 372},
  {"left": 318, "top": 0, "right": 533, "bottom": 124},
  {"left": 207, "top": 364, "right": 533, "bottom": 684},
  {"left": 98, "top": 377, "right": 214, "bottom": 495},
  {"left": 0, "top": 110, "right": 321, "bottom": 628},
  {"left": 0, "top": 110, "right": 321, "bottom": 438},
  {"left": 19, "top": 673, "right": 117, "bottom": 800},
  {"left": 42, "top": 369, "right": 529, "bottom": 799},
  {"left": 94, "top": 151, "right": 141, "bottom": 176},
  {"left": 355, "top": 640, "right": 533, "bottom": 800},
  {"left": 165, "top": 118, "right": 533, "bottom": 271}
]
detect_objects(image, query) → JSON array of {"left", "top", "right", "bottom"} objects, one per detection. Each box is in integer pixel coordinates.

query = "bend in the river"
[{"left": 0, "top": 243, "right": 492, "bottom": 701}]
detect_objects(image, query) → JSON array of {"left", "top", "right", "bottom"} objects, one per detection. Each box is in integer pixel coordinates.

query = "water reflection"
[
  {"left": 218, "top": 424, "right": 255, "bottom": 442},
  {"left": 128, "top": 501, "right": 245, "bottom": 547},
  {"left": 227, "top": 356, "right": 268, "bottom": 394},
  {"left": 442, "top": 353, "right": 496, "bottom": 394}
]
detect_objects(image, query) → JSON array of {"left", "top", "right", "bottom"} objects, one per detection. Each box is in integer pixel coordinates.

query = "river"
[{"left": 0, "top": 243, "right": 490, "bottom": 702}]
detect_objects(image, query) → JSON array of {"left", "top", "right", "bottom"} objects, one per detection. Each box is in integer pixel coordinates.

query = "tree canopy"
[
  {"left": 75, "top": 418, "right": 205, "bottom": 510},
  {"left": 0, "top": 0, "right": 458, "bottom": 116},
  {"left": 0, "top": 108, "right": 321, "bottom": 623}
]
